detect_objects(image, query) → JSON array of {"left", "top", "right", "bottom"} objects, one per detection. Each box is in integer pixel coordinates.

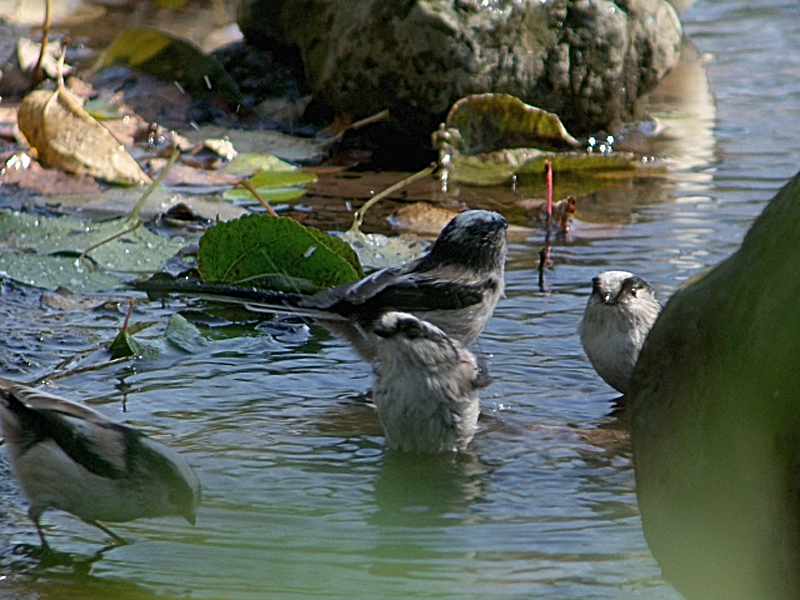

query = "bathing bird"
[
  {"left": 135, "top": 210, "right": 508, "bottom": 361},
  {"left": 372, "top": 311, "right": 484, "bottom": 453},
  {"left": 579, "top": 271, "right": 661, "bottom": 393}
]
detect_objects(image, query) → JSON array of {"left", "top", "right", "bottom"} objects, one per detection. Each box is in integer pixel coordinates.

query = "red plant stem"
[{"left": 545, "top": 161, "right": 553, "bottom": 220}]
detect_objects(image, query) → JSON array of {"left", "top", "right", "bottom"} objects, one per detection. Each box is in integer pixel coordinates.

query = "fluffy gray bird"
[
  {"left": 372, "top": 311, "right": 483, "bottom": 453},
  {"left": 0, "top": 379, "right": 201, "bottom": 551},
  {"left": 135, "top": 210, "right": 508, "bottom": 361},
  {"left": 578, "top": 271, "right": 662, "bottom": 394}
]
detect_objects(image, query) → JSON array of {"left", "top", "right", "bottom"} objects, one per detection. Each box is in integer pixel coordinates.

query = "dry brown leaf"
[
  {"left": 1, "top": 156, "right": 101, "bottom": 194},
  {"left": 17, "top": 88, "right": 151, "bottom": 185},
  {"left": 386, "top": 202, "right": 462, "bottom": 237},
  {"left": 517, "top": 195, "right": 577, "bottom": 231},
  {"left": 144, "top": 158, "right": 240, "bottom": 187}
]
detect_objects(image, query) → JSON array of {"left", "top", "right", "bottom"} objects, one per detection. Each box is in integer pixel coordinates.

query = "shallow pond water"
[{"left": 2, "top": 1, "right": 800, "bottom": 598}]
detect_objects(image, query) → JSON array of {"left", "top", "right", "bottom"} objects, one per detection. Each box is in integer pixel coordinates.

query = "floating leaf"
[
  {"left": 447, "top": 148, "right": 642, "bottom": 186},
  {"left": 515, "top": 152, "right": 642, "bottom": 175},
  {"left": 17, "top": 88, "right": 151, "bottom": 185},
  {"left": 445, "top": 94, "right": 581, "bottom": 154},
  {"left": 94, "top": 29, "right": 242, "bottom": 103},
  {"left": 198, "top": 214, "right": 363, "bottom": 292}
]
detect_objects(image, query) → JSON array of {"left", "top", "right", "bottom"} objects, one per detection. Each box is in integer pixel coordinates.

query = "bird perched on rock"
[
  {"left": 0, "top": 378, "right": 201, "bottom": 553},
  {"left": 372, "top": 311, "right": 484, "bottom": 453},
  {"left": 134, "top": 210, "right": 508, "bottom": 361},
  {"left": 578, "top": 271, "right": 661, "bottom": 393}
]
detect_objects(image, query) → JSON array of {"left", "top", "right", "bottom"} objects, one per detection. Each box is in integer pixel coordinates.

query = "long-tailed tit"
[
  {"left": 578, "top": 271, "right": 662, "bottom": 394},
  {"left": 0, "top": 378, "right": 201, "bottom": 551},
  {"left": 135, "top": 210, "right": 508, "bottom": 361},
  {"left": 372, "top": 311, "right": 483, "bottom": 453}
]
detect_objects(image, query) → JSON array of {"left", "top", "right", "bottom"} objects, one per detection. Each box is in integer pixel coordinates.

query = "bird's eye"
[{"left": 405, "top": 326, "right": 420, "bottom": 339}]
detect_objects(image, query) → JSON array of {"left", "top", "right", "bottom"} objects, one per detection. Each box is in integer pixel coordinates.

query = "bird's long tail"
[{"left": 131, "top": 277, "right": 348, "bottom": 321}]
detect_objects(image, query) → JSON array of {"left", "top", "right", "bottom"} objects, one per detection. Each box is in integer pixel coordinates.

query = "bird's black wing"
[
  {"left": 327, "top": 274, "right": 488, "bottom": 324},
  {"left": 0, "top": 387, "right": 128, "bottom": 479}
]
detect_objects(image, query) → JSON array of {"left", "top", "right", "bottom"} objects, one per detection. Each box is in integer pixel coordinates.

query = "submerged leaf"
[
  {"left": 198, "top": 214, "right": 363, "bottom": 291},
  {"left": 0, "top": 253, "right": 122, "bottom": 292},
  {"left": 17, "top": 88, "right": 151, "bottom": 185},
  {"left": 165, "top": 314, "right": 208, "bottom": 353},
  {"left": 0, "top": 210, "right": 187, "bottom": 291},
  {"left": 0, "top": 211, "right": 186, "bottom": 272},
  {"left": 338, "top": 229, "right": 424, "bottom": 270}
]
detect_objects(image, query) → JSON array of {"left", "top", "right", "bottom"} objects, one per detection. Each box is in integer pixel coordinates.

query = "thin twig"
[
  {"left": 350, "top": 163, "right": 436, "bottom": 232},
  {"left": 129, "top": 147, "right": 181, "bottom": 223},
  {"left": 34, "top": 0, "right": 52, "bottom": 84},
  {"left": 238, "top": 178, "right": 278, "bottom": 216},
  {"left": 79, "top": 220, "right": 143, "bottom": 263},
  {"left": 349, "top": 109, "right": 389, "bottom": 131},
  {"left": 32, "top": 356, "right": 135, "bottom": 385},
  {"left": 79, "top": 148, "right": 181, "bottom": 263}
]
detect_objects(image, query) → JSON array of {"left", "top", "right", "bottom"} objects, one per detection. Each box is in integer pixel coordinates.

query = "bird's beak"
[{"left": 374, "top": 325, "right": 392, "bottom": 338}]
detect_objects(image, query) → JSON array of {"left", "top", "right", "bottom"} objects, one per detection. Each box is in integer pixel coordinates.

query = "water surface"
[{"left": 2, "top": 1, "right": 800, "bottom": 598}]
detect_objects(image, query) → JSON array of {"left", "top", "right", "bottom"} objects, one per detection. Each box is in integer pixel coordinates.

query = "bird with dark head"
[
  {"left": 0, "top": 378, "right": 201, "bottom": 554},
  {"left": 134, "top": 210, "right": 508, "bottom": 361},
  {"left": 372, "top": 311, "right": 483, "bottom": 453},
  {"left": 578, "top": 271, "right": 662, "bottom": 394}
]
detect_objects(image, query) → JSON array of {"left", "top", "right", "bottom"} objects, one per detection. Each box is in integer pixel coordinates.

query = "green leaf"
[
  {"left": 223, "top": 164, "right": 319, "bottom": 203},
  {"left": 109, "top": 328, "right": 162, "bottom": 359},
  {"left": 223, "top": 153, "right": 299, "bottom": 175},
  {"left": 197, "top": 214, "right": 363, "bottom": 292}
]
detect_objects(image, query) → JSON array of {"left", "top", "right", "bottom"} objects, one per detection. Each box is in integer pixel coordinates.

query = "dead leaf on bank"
[
  {"left": 17, "top": 87, "right": 151, "bottom": 185},
  {"left": 1, "top": 154, "right": 101, "bottom": 194},
  {"left": 145, "top": 158, "right": 240, "bottom": 187}
]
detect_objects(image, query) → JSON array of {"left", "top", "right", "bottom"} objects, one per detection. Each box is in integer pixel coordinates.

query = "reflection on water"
[{"left": 2, "top": 1, "right": 800, "bottom": 598}]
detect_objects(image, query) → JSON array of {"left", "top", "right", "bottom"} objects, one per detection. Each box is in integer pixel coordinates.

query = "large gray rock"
[
  {"left": 239, "top": 0, "right": 681, "bottom": 141},
  {"left": 629, "top": 172, "right": 800, "bottom": 600}
]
